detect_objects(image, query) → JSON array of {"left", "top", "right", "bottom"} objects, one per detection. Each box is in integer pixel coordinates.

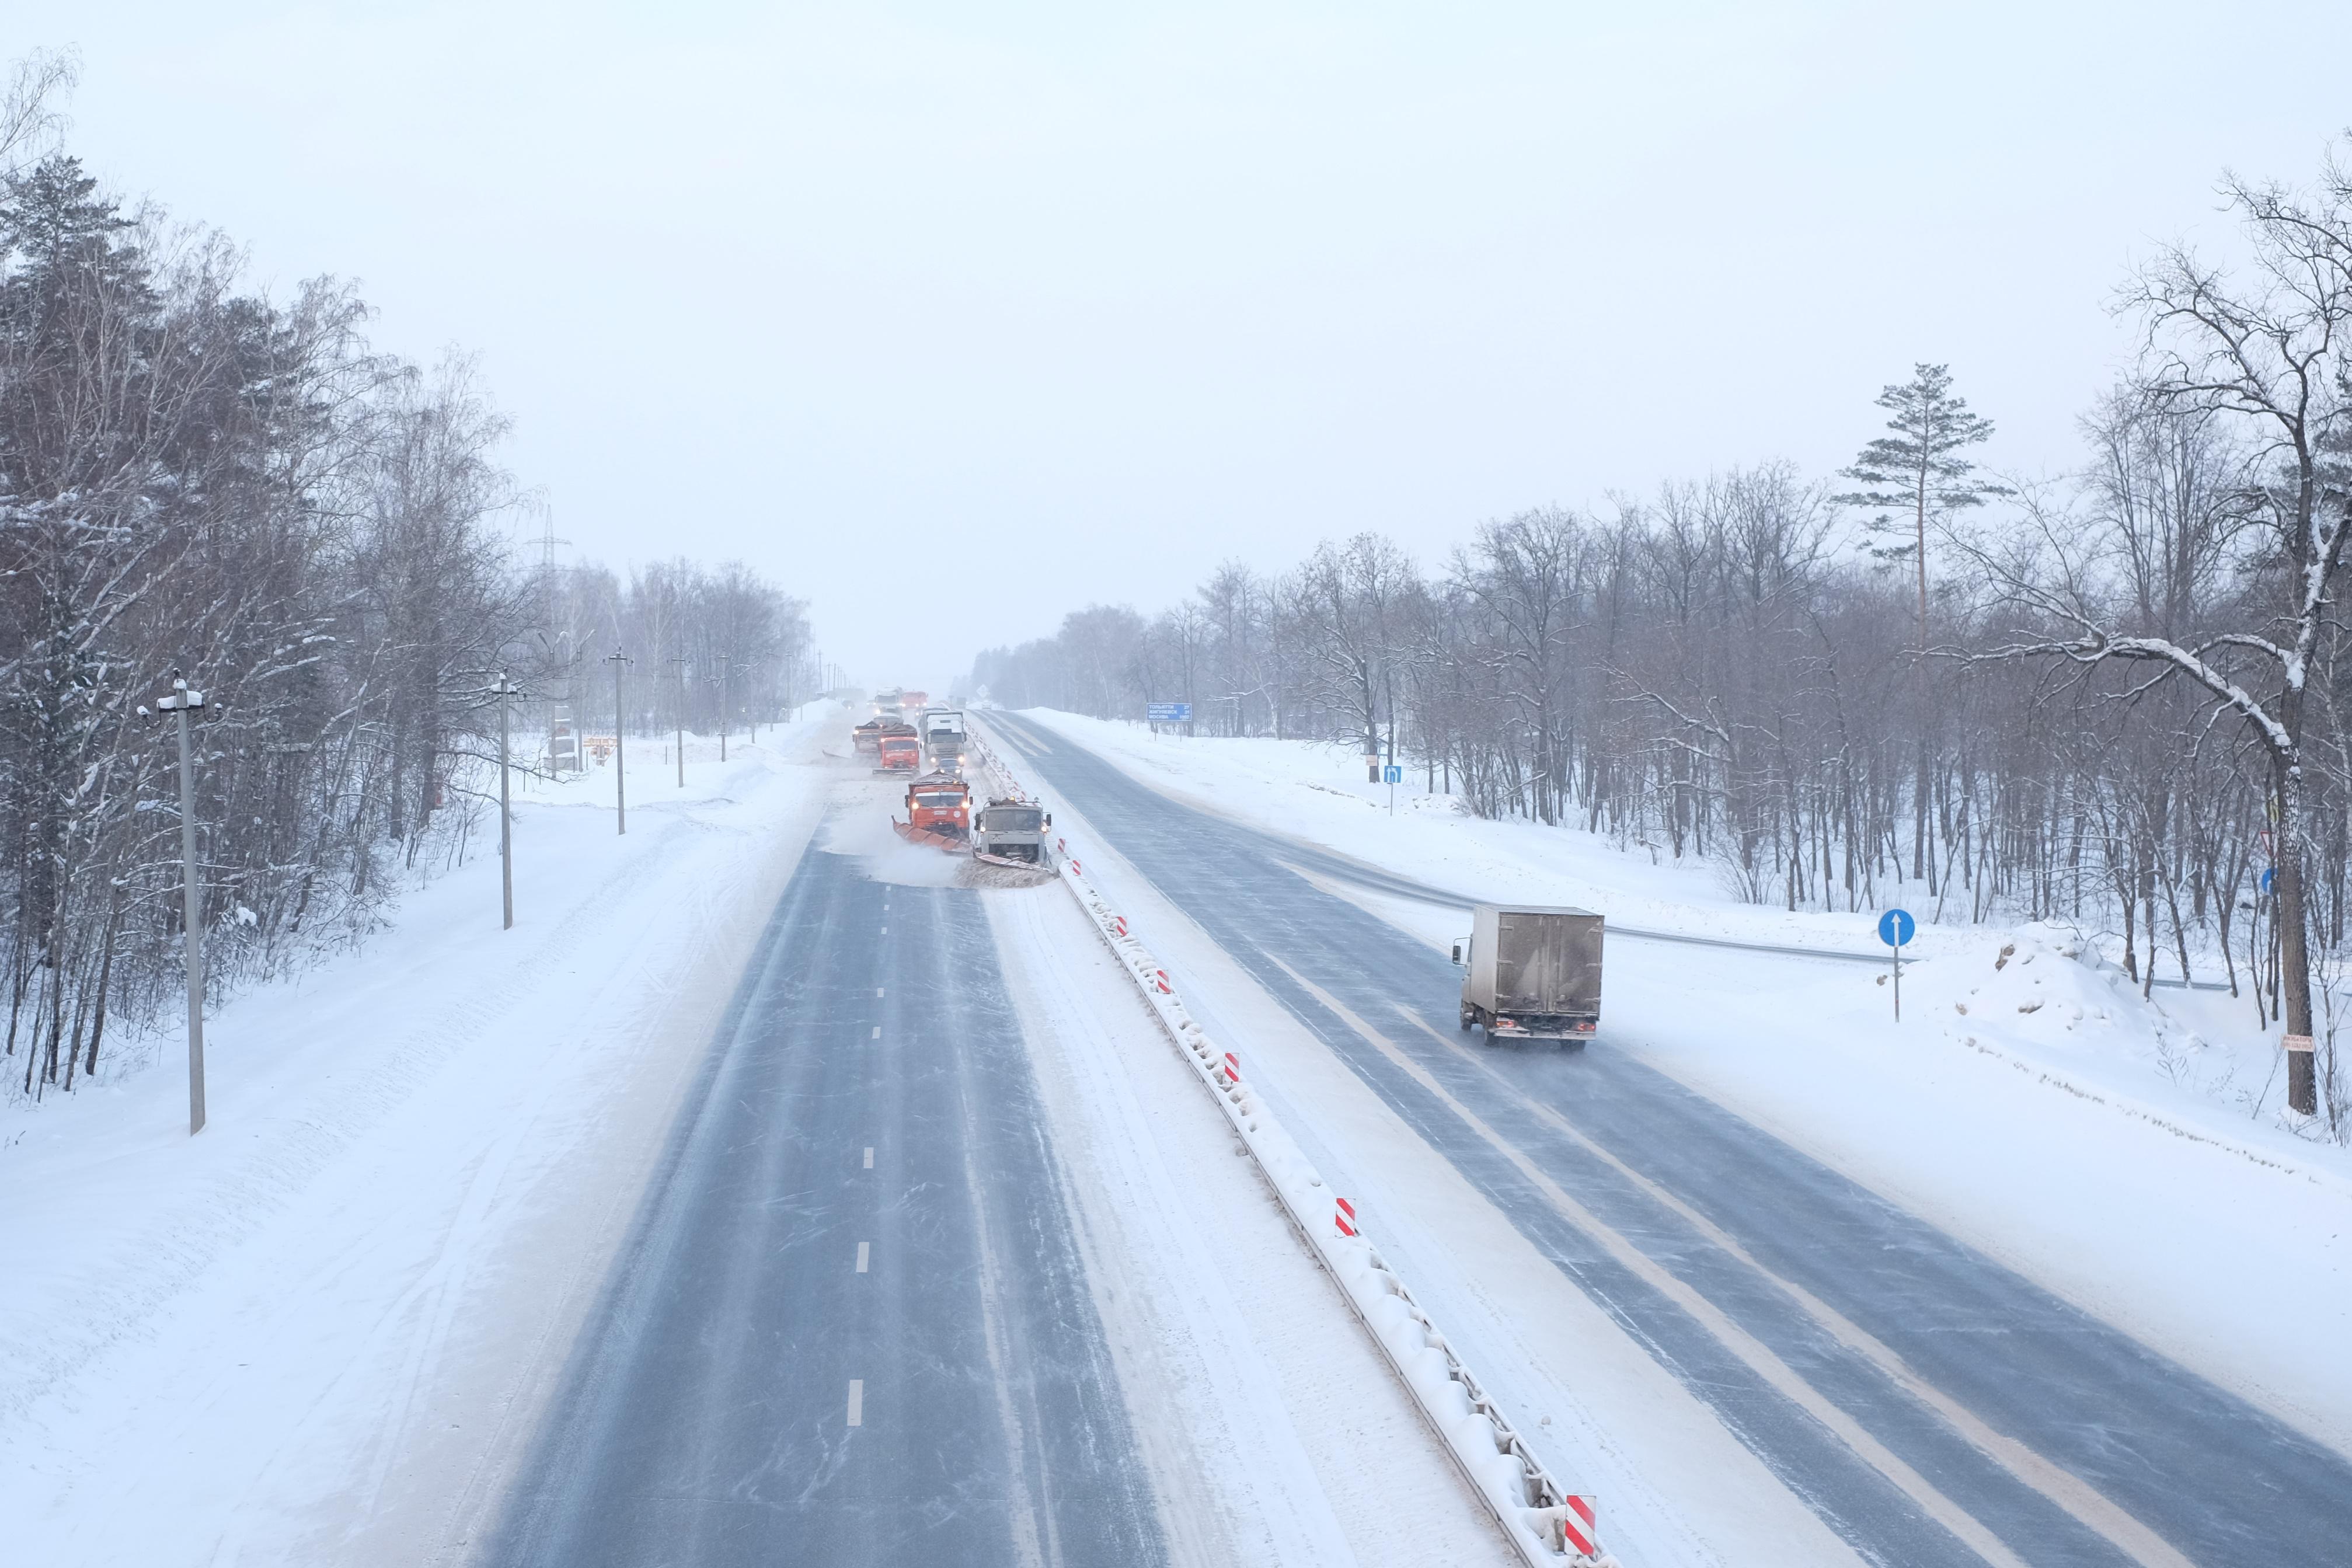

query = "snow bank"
[
  {"left": 0, "top": 710, "right": 843, "bottom": 1566},
  {"left": 971, "top": 729, "right": 1620, "bottom": 1567}
]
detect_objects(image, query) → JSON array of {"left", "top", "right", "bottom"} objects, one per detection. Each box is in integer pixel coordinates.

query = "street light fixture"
[
  {"left": 605, "top": 648, "right": 632, "bottom": 835},
  {"left": 492, "top": 671, "right": 521, "bottom": 929},
  {"left": 151, "top": 672, "right": 208, "bottom": 1135}
]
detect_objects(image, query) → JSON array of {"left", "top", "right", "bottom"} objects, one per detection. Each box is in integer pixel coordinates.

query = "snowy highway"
[
  {"left": 491, "top": 841, "right": 1167, "bottom": 1566},
  {"left": 981, "top": 710, "right": 2352, "bottom": 1568}
]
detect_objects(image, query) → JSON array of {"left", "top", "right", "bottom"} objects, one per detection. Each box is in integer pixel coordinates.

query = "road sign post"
[
  {"left": 1145, "top": 701, "right": 1191, "bottom": 731},
  {"left": 1878, "top": 908, "right": 1915, "bottom": 1021},
  {"left": 1383, "top": 762, "right": 1403, "bottom": 814}
]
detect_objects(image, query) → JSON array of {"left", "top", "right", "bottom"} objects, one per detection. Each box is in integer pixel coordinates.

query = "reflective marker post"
[{"left": 1879, "top": 907, "right": 1915, "bottom": 1022}]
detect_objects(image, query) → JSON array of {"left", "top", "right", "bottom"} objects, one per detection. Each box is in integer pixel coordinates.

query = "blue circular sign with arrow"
[{"left": 1878, "top": 908, "right": 1915, "bottom": 947}]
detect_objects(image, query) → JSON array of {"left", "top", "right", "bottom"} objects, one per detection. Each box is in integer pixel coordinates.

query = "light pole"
[
  {"left": 493, "top": 671, "right": 520, "bottom": 929},
  {"left": 668, "top": 653, "right": 688, "bottom": 788},
  {"left": 153, "top": 673, "right": 208, "bottom": 1135},
  {"left": 605, "top": 648, "right": 631, "bottom": 835}
]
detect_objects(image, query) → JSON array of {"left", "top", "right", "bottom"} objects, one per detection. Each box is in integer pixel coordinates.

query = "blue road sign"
[
  {"left": 2261, "top": 866, "right": 2276, "bottom": 894},
  {"left": 1382, "top": 764, "right": 1403, "bottom": 785},
  {"left": 1146, "top": 702, "right": 1192, "bottom": 723},
  {"left": 1878, "top": 908, "right": 1915, "bottom": 947}
]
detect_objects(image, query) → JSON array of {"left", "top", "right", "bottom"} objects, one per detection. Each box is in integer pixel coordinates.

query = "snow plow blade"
[{"left": 892, "top": 818, "right": 964, "bottom": 852}]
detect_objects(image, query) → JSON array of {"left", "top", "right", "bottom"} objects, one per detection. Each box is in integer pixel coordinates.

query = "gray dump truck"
[
  {"left": 972, "top": 797, "right": 1051, "bottom": 866},
  {"left": 1452, "top": 903, "right": 1604, "bottom": 1043}
]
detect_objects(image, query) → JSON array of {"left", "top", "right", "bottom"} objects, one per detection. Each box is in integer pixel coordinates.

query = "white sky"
[{"left": 11, "top": 2, "right": 2352, "bottom": 691}]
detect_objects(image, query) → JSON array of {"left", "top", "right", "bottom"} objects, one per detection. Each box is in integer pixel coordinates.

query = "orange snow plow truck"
[
  {"left": 875, "top": 728, "right": 922, "bottom": 772},
  {"left": 894, "top": 771, "right": 971, "bottom": 849}
]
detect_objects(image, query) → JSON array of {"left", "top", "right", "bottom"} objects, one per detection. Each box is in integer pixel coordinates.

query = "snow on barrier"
[{"left": 968, "top": 726, "right": 1621, "bottom": 1568}]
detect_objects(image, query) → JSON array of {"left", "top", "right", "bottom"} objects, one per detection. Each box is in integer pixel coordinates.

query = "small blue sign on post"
[
  {"left": 2261, "top": 866, "right": 2276, "bottom": 895},
  {"left": 1878, "top": 907, "right": 1913, "bottom": 1022},
  {"left": 1382, "top": 765, "right": 1403, "bottom": 785},
  {"left": 1146, "top": 702, "right": 1191, "bottom": 724}
]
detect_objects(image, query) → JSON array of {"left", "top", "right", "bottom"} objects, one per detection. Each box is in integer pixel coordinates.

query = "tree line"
[
  {"left": 970, "top": 144, "right": 2352, "bottom": 1130},
  {"left": 0, "top": 57, "right": 811, "bottom": 1104}
]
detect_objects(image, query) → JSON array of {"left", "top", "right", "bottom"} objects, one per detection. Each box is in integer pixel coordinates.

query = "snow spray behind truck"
[{"left": 1452, "top": 904, "right": 1604, "bottom": 1043}]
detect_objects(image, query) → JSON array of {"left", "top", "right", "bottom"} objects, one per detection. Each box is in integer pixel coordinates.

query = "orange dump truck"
[
  {"left": 894, "top": 771, "right": 971, "bottom": 849},
  {"left": 877, "top": 731, "right": 922, "bottom": 772}
]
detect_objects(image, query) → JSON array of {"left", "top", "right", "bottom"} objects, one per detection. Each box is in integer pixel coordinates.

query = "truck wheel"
[{"left": 1460, "top": 1006, "right": 1478, "bottom": 1033}]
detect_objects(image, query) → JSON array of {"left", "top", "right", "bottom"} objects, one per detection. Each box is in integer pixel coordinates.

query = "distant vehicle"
[
  {"left": 901, "top": 689, "right": 930, "bottom": 711},
  {"left": 873, "top": 688, "right": 905, "bottom": 716},
  {"left": 924, "top": 709, "right": 967, "bottom": 771},
  {"left": 894, "top": 771, "right": 971, "bottom": 848},
  {"left": 973, "top": 797, "right": 1051, "bottom": 867},
  {"left": 1452, "top": 904, "right": 1603, "bottom": 1043},
  {"left": 876, "top": 733, "right": 922, "bottom": 772}
]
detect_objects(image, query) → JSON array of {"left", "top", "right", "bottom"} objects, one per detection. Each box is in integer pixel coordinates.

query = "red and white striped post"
[
  {"left": 1557, "top": 1495, "right": 1599, "bottom": 1558},
  {"left": 1334, "top": 1197, "right": 1357, "bottom": 1237}
]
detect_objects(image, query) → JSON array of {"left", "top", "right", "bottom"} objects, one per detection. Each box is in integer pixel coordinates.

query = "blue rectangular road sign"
[
  {"left": 1147, "top": 702, "right": 1192, "bottom": 723},
  {"left": 1382, "top": 765, "right": 1403, "bottom": 784}
]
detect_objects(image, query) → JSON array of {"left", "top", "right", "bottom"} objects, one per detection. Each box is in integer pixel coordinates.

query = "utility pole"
[
  {"left": 153, "top": 673, "right": 208, "bottom": 1135},
  {"left": 668, "top": 654, "right": 688, "bottom": 788},
  {"left": 494, "top": 671, "right": 520, "bottom": 928},
  {"left": 606, "top": 648, "right": 630, "bottom": 835},
  {"left": 709, "top": 671, "right": 726, "bottom": 762}
]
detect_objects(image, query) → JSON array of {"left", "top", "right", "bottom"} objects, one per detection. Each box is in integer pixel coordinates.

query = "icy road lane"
[
  {"left": 491, "top": 842, "right": 1163, "bottom": 1567},
  {"left": 981, "top": 710, "right": 2352, "bottom": 1568}
]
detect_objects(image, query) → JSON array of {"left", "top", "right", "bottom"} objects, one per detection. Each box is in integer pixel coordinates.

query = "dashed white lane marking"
[
  {"left": 876, "top": 987, "right": 884, "bottom": 997},
  {"left": 862, "top": 1147, "right": 873, "bottom": 1168},
  {"left": 847, "top": 1380, "right": 863, "bottom": 1426},
  {"left": 870, "top": 1026, "right": 880, "bottom": 1039},
  {"left": 856, "top": 1242, "right": 870, "bottom": 1273},
  {"left": 880, "top": 925, "right": 888, "bottom": 933}
]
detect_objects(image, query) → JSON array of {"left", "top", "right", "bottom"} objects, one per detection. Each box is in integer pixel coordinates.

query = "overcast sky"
[{"left": 11, "top": 2, "right": 2352, "bottom": 691}]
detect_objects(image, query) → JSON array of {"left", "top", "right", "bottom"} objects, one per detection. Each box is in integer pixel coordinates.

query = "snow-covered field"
[
  {"left": 1016, "top": 711, "right": 2352, "bottom": 1461},
  {"left": 0, "top": 713, "right": 839, "bottom": 1566}
]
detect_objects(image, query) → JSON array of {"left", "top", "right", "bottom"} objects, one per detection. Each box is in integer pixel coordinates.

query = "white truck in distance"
[{"left": 1454, "top": 904, "right": 1604, "bottom": 1043}]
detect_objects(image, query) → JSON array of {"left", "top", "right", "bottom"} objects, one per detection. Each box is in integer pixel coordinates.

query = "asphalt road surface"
[
  {"left": 982, "top": 710, "right": 2352, "bottom": 1568},
  {"left": 491, "top": 832, "right": 1166, "bottom": 1567}
]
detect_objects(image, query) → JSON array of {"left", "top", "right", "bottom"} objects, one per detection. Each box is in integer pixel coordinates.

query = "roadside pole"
[
  {"left": 606, "top": 648, "right": 630, "bottom": 835},
  {"left": 1879, "top": 907, "right": 1914, "bottom": 1022},
  {"left": 155, "top": 674, "right": 208, "bottom": 1134},
  {"left": 669, "top": 653, "right": 688, "bottom": 788},
  {"left": 1384, "top": 761, "right": 1402, "bottom": 815},
  {"left": 495, "top": 672, "right": 519, "bottom": 929}
]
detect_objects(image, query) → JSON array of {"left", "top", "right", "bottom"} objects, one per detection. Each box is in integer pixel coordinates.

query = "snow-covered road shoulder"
[{"left": 0, "top": 714, "right": 842, "bottom": 1567}]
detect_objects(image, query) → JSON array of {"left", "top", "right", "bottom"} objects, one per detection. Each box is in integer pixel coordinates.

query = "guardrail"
[{"left": 969, "top": 726, "right": 1620, "bottom": 1568}]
